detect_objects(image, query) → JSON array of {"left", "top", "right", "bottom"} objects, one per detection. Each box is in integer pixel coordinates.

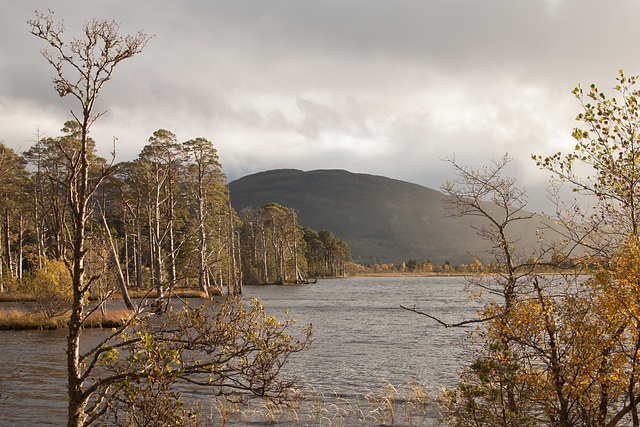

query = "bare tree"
[
  {"left": 440, "top": 154, "right": 539, "bottom": 312},
  {"left": 28, "top": 11, "right": 150, "bottom": 426},
  {"left": 403, "top": 154, "right": 547, "bottom": 423}
]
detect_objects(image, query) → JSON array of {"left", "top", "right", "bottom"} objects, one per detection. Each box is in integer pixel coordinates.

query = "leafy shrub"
[{"left": 29, "top": 258, "right": 73, "bottom": 317}]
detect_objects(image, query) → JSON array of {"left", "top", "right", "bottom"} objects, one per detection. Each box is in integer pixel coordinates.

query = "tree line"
[
  {"left": 357, "top": 256, "right": 576, "bottom": 275},
  {"left": 0, "top": 128, "right": 351, "bottom": 299}
]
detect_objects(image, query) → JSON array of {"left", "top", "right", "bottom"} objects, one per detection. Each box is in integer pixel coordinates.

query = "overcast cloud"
[{"left": 2, "top": 0, "right": 639, "bottom": 212}]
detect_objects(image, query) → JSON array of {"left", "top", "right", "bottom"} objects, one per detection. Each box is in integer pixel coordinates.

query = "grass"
[
  {"left": 0, "top": 308, "right": 131, "bottom": 330},
  {"left": 206, "top": 382, "right": 442, "bottom": 426},
  {"left": 0, "top": 288, "right": 210, "bottom": 303},
  {"left": 125, "top": 289, "right": 211, "bottom": 299},
  {"left": 0, "top": 292, "right": 35, "bottom": 302},
  {"left": 0, "top": 287, "right": 210, "bottom": 330}
]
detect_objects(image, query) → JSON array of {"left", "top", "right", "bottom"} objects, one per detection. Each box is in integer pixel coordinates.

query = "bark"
[
  {"left": 3, "top": 208, "right": 11, "bottom": 277},
  {"left": 17, "top": 212, "right": 23, "bottom": 282},
  {"left": 197, "top": 185, "right": 208, "bottom": 296},
  {"left": 67, "top": 120, "right": 90, "bottom": 427},
  {"left": 227, "top": 197, "right": 239, "bottom": 295},
  {"left": 100, "top": 210, "right": 134, "bottom": 311},
  {"left": 152, "top": 183, "right": 163, "bottom": 298},
  {"left": 166, "top": 178, "right": 176, "bottom": 292}
]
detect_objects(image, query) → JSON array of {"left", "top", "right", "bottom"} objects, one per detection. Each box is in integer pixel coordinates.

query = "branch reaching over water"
[{"left": 400, "top": 305, "right": 496, "bottom": 328}]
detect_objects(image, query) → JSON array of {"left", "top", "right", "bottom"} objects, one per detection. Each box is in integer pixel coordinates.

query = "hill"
[{"left": 229, "top": 169, "right": 547, "bottom": 265}]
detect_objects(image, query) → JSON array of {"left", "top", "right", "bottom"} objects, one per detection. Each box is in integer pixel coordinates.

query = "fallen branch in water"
[{"left": 400, "top": 305, "right": 496, "bottom": 328}]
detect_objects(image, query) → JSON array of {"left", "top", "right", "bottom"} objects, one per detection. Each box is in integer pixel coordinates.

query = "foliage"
[
  {"left": 29, "top": 258, "right": 73, "bottom": 317},
  {"left": 95, "top": 298, "right": 312, "bottom": 426},
  {"left": 534, "top": 70, "right": 640, "bottom": 252},
  {"left": 238, "top": 205, "right": 352, "bottom": 284},
  {"left": 443, "top": 71, "right": 640, "bottom": 427}
]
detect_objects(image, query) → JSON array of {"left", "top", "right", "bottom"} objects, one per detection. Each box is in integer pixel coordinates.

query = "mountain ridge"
[{"left": 229, "top": 168, "right": 544, "bottom": 265}]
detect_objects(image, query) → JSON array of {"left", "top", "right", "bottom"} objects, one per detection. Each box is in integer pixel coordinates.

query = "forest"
[{"left": 0, "top": 127, "right": 351, "bottom": 301}]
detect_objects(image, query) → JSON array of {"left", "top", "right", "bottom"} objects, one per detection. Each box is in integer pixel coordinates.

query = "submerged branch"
[{"left": 400, "top": 305, "right": 495, "bottom": 328}]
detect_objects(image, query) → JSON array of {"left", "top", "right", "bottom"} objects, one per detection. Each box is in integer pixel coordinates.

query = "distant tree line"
[
  {"left": 238, "top": 203, "right": 351, "bottom": 284},
  {"left": 0, "top": 127, "right": 351, "bottom": 298},
  {"left": 357, "top": 255, "right": 578, "bottom": 275}
]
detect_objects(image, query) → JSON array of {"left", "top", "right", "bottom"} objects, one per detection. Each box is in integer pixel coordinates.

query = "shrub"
[{"left": 29, "top": 258, "right": 73, "bottom": 317}]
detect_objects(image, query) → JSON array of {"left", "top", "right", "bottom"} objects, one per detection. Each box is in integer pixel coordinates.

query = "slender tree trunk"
[
  {"left": 235, "top": 229, "right": 243, "bottom": 293},
  {"left": 17, "top": 212, "right": 23, "bottom": 282},
  {"left": 227, "top": 197, "right": 239, "bottom": 295},
  {"left": 3, "top": 208, "right": 12, "bottom": 278},
  {"left": 153, "top": 185, "right": 163, "bottom": 298},
  {"left": 135, "top": 202, "right": 143, "bottom": 290},
  {"left": 197, "top": 189, "right": 208, "bottom": 296},
  {"left": 67, "top": 130, "right": 90, "bottom": 427},
  {"left": 292, "top": 216, "right": 299, "bottom": 285},
  {"left": 167, "top": 184, "right": 176, "bottom": 292},
  {"left": 123, "top": 212, "right": 130, "bottom": 289},
  {"left": 261, "top": 229, "right": 268, "bottom": 283},
  {"left": 100, "top": 209, "right": 134, "bottom": 310}
]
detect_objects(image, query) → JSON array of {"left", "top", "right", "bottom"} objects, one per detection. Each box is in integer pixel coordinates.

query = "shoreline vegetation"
[
  {"left": 0, "top": 269, "right": 578, "bottom": 331},
  {"left": 0, "top": 288, "right": 209, "bottom": 330},
  {"left": 0, "top": 308, "right": 131, "bottom": 330}
]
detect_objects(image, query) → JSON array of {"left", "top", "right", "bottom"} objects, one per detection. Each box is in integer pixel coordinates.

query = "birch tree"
[{"left": 28, "top": 11, "right": 150, "bottom": 426}]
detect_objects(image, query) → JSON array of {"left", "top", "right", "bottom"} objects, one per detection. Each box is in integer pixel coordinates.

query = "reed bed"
[
  {"left": 0, "top": 308, "right": 130, "bottom": 330},
  {"left": 206, "top": 382, "right": 442, "bottom": 426},
  {"left": 0, "top": 292, "right": 35, "bottom": 302},
  {"left": 0, "top": 288, "right": 209, "bottom": 303}
]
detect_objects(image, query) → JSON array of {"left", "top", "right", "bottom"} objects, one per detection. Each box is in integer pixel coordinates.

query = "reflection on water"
[{"left": 0, "top": 276, "right": 480, "bottom": 426}]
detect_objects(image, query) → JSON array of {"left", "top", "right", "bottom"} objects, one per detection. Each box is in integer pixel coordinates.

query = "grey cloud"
[{"left": 3, "top": 0, "right": 640, "bottom": 213}]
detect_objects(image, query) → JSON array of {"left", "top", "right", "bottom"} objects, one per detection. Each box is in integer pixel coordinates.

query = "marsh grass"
[
  {"left": 0, "top": 288, "right": 209, "bottom": 303},
  {"left": 207, "top": 382, "right": 439, "bottom": 426},
  {"left": 124, "top": 289, "right": 210, "bottom": 299},
  {"left": 0, "top": 292, "right": 34, "bottom": 302},
  {"left": 0, "top": 308, "right": 130, "bottom": 330}
]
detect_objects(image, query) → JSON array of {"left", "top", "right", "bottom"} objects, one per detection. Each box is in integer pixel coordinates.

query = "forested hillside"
[{"left": 230, "top": 168, "right": 548, "bottom": 264}]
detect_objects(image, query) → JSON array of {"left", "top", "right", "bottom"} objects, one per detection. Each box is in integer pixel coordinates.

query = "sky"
[{"left": 2, "top": 0, "right": 640, "bottom": 213}]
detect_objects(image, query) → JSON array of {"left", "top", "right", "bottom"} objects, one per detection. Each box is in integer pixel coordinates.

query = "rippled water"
[{"left": 0, "top": 276, "right": 480, "bottom": 426}]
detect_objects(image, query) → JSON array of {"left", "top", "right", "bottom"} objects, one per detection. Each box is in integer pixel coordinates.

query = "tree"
[
  {"left": 0, "top": 142, "right": 28, "bottom": 290},
  {"left": 28, "top": 11, "right": 151, "bottom": 426},
  {"left": 76, "top": 298, "right": 311, "bottom": 426},
  {"left": 441, "top": 72, "right": 640, "bottom": 427},
  {"left": 528, "top": 70, "right": 640, "bottom": 426},
  {"left": 183, "top": 137, "right": 226, "bottom": 296},
  {"left": 138, "top": 129, "right": 185, "bottom": 299},
  {"left": 434, "top": 155, "right": 545, "bottom": 424},
  {"left": 534, "top": 70, "right": 640, "bottom": 251},
  {"left": 28, "top": 13, "right": 312, "bottom": 427}
]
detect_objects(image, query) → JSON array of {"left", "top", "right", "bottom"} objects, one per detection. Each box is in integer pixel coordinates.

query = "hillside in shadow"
[{"left": 229, "top": 169, "right": 550, "bottom": 265}]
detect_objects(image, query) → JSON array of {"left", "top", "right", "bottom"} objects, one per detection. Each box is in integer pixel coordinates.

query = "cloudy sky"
[{"left": 2, "top": 0, "right": 639, "bottom": 212}]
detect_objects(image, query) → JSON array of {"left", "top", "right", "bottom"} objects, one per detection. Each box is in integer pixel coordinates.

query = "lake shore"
[
  {"left": 0, "top": 288, "right": 210, "bottom": 330},
  {"left": 0, "top": 308, "right": 131, "bottom": 330}
]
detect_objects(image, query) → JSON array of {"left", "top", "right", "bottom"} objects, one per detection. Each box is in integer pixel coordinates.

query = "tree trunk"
[
  {"left": 197, "top": 189, "right": 208, "bottom": 296},
  {"left": 3, "top": 208, "right": 12, "bottom": 278},
  {"left": 100, "top": 210, "right": 134, "bottom": 310},
  {"left": 134, "top": 202, "right": 143, "bottom": 290},
  {"left": 235, "top": 229, "right": 243, "bottom": 294},
  {"left": 261, "top": 230, "right": 268, "bottom": 284},
  {"left": 167, "top": 184, "right": 176, "bottom": 292},
  {"left": 123, "top": 213, "right": 130, "bottom": 289},
  {"left": 67, "top": 127, "right": 90, "bottom": 427},
  {"left": 227, "top": 197, "right": 239, "bottom": 295},
  {"left": 18, "top": 212, "right": 23, "bottom": 282},
  {"left": 153, "top": 185, "right": 163, "bottom": 298}
]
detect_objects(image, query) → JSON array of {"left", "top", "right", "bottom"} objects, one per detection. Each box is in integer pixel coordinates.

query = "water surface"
[{"left": 0, "top": 276, "right": 480, "bottom": 425}]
